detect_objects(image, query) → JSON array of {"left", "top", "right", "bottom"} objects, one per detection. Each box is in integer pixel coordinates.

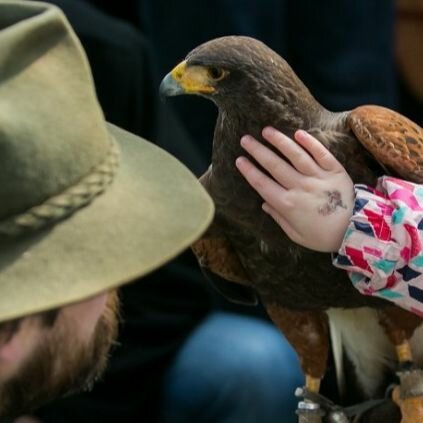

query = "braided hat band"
[{"left": 0, "top": 137, "right": 120, "bottom": 237}]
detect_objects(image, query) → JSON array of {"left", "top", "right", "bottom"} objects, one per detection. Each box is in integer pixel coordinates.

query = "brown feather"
[
  {"left": 348, "top": 105, "right": 423, "bottom": 182},
  {"left": 378, "top": 306, "right": 423, "bottom": 347},
  {"left": 194, "top": 167, "right": 250, "bottom": 285},
  {"left": 191, "top": 236, "right": 250, "bottom": 285},
  {"left": 265, "top": 304, "right": 329, "bottom": 378}
]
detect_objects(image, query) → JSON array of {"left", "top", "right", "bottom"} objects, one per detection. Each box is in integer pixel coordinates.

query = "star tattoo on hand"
[{"left": 318, "top": 190, "right": 347, "bottom": 216}]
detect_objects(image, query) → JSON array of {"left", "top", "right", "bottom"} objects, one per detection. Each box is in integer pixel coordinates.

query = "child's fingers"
[
  {"left": 294, "top": 130, "right": 344, "bottom": 172},
  {"left": 261, "top": 127, "right": 320, "bottom": 176},
  {"left": 240, "top": 135, "right": 302, "bottom": 189},
  {"left": 236, "top": 156, "right": 291, "bottom": 207}
]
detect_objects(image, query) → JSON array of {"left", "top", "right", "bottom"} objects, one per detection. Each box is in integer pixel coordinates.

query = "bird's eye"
[{"left": 208, "top": 67, "right": 226, "bottom": 81}]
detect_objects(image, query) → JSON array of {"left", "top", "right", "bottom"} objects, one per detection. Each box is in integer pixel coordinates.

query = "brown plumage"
[{"left": 160, "top": 36, "right": 423, "bottom": 420}]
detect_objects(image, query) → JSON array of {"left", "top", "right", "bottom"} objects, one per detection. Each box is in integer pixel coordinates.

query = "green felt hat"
[{"left": 0, "top": 1, "right": 214, "bottom": 322}]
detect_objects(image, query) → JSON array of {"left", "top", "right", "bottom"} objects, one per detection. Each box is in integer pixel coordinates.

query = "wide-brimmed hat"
[{"left": 0, "top": 1, "right": 214, "bottom": 322}]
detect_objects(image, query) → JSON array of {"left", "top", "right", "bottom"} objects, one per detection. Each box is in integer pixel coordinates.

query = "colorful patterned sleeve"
[{"left": 333, "top": 176, "right": 423, "bottom": 316}]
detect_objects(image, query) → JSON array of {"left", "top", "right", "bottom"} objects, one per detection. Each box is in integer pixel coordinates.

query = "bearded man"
[{"left": 0, "top": 1, "right": 213, "bottom": 421}]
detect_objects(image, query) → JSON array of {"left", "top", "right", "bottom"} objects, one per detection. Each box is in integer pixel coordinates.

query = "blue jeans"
[{"left": 161, "top": 312, "right": 304, "bottom": 423}]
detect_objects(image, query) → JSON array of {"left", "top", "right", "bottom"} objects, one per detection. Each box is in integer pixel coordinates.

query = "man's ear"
[
  {"left": 0, "top": 318, "right": 32, "bottom": 365},
  {"left": 0, "top": 317, "right": 41, "bottom": 383},
  {"left": 0, "top": 319, "right": 22, "bottom": 349}
]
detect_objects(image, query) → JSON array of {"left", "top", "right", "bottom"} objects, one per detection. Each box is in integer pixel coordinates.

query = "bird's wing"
[
  {"left": 192, "top": 167, "right": 258, "bottom": 306},
  {"left": 348, "top": 105, "right": 423, "bottom": 183}
]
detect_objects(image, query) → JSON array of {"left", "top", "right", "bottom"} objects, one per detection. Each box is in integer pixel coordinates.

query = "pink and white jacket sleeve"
[{"left": 333, "top": 176, "right": 423, "bottom": 316}]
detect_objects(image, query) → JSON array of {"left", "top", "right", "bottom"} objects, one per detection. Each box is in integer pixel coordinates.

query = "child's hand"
[{"left": 235, "top": 127, "right": 354, "bottom": 252}]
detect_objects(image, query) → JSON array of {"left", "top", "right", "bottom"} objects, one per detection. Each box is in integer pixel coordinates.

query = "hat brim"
[{"left": 0, "top": 123, "right": 214, "bottom": 322}]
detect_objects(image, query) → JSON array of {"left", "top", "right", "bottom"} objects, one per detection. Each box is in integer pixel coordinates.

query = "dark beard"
[{"left": 0, "top": 290, "right": 120, "bottom": 422}]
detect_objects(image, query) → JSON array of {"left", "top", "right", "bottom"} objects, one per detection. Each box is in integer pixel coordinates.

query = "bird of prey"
[{"left": 160, "top": 36, "right": 423, "bottom": 422}]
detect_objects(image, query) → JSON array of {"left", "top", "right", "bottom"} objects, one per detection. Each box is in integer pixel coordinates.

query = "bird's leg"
[
  {"left": 377, "top": 307, "right": 420, "bottom": 369},
  {"left": 378, "top": 307, "right": 423, "bottom": 423},
  {"left": 264, "top": 304, "right": 330, "bottom": 422},
  {"left": 305, "top": 375, "right": 321, "bottom": 394}
]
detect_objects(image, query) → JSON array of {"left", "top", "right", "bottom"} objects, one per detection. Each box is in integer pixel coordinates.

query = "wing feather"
[
  {"left": 192, "top": 167, "right": 258, "bottom": 305},
  {"left": 348, "top": 105, "right": 423, "bottom": 183}
]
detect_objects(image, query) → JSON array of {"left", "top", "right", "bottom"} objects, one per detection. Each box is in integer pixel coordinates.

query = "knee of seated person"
[
  {"left": 208, "top": 313, "right": 304, "bottom": 388},
  {"left": 163, "top": 312, "right": 304, "bottom": 406}
]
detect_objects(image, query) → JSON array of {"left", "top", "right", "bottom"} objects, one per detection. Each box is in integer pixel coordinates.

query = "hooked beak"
[
  {"left": 159, "top": 60, "right": 216, "bottom": 98},
  {"left": 159, "top": 72, "right": 185, "bottom": 97}
]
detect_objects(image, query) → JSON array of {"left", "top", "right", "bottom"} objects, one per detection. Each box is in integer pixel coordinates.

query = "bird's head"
[{"left": 160, "top": 36, "right": 316, "bottom": 117}]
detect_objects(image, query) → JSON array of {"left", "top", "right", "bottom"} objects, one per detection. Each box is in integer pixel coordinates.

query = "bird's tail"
[
  {"left": 327, "top": 310, "right": 346, "bottom": 399},
  {"left": 327, "top": 308, "right": 396, "bottom": 400}
]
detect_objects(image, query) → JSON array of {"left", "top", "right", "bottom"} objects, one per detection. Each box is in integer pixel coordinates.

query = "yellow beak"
[{"left": 159, "top": 60, "right": 216, "bottom": 97}]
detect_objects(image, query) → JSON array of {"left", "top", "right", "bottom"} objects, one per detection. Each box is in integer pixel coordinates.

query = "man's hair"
[{"left": 0, "top": 309, "right": 60, "bottom": 348}]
